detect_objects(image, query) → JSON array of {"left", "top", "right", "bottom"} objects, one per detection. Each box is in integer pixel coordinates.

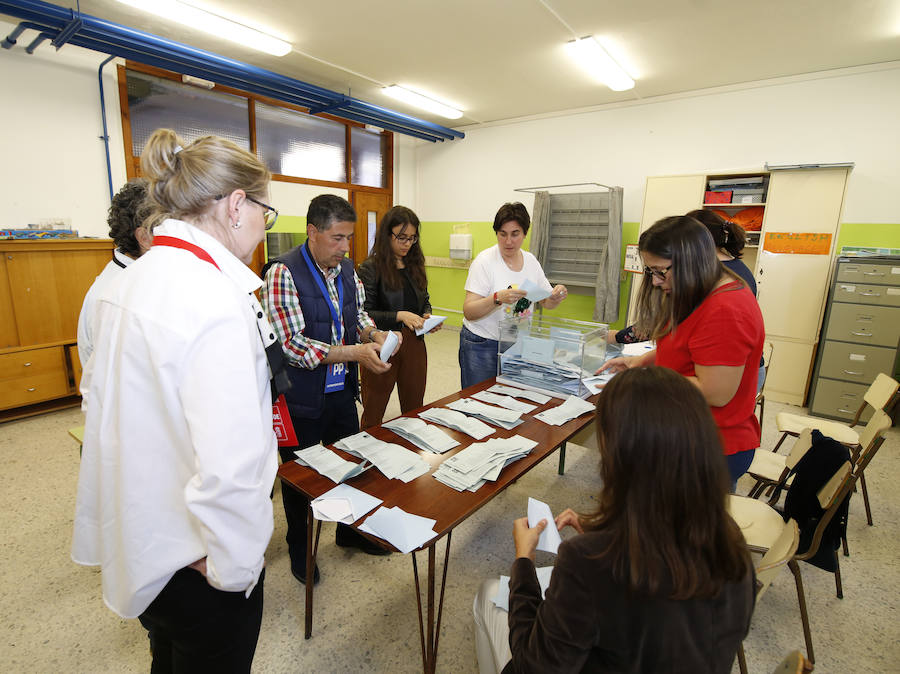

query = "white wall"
[
  {"left": 414, "top": 65, "right": 900, "bottom": 224},
  {"left": 0, "top": 22, "right": 128, "bottom": 237}
]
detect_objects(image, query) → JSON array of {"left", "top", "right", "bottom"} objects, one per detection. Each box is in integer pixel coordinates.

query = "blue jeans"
[
  {"left": 459, "top": 326, "right": 499, "bottom": 389},
  {"left": 757, "top": 363, "right": 767, "bottom": 393},
  {"left": 727, "top": 448, "right": 756, "bottom": 492}
]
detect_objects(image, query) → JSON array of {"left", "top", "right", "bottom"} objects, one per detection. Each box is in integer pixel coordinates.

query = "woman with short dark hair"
[
  {"left": 473, "top": 366, "right": 755, "bottom": 673},
  {"left": 357, "top": 205, "right": 435, "bottom": 428},
  {"left": 599, "top": 215, "right": 765, "bottom": 486},
  {"left": 459, "top": 202, "right": 568, "bottom": 388}
]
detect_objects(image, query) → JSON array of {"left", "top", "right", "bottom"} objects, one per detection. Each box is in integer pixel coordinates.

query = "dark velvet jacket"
[
  {"left": 504, "top": 531, "right": 755, "bottom": 673},
  {"left": 357, "top": 257, "right": 431, "bottom": 334}
]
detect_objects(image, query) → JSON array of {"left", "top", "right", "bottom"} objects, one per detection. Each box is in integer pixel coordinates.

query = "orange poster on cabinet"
[{"left": 763, "top": 232, "right": 832, "bottom": 255}]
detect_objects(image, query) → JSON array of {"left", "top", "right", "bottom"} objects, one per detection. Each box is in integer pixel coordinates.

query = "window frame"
[{"left": 117, "top": 62, "right": 393, "bottom": 196}]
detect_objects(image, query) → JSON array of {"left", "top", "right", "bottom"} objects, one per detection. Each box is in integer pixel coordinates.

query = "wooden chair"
[
  {"left": 771, "top": 373, "right": 898, "bottom": 452},
  {"left": 736, "top": 519, "right": 800, "bottom": 674},
  {"left": 745, "top": 428, "right": 813, "bottom": 500},
  {"left": 755, "top": 341, "right": 774, "bottom": 426}
]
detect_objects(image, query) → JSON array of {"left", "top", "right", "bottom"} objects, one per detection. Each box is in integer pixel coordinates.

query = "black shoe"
[
  {"left": 291, "top": 562, "right": 321, "bottom": 585},
  {"left": 335, "top": 526, "right": 392, "bottom": 556}
]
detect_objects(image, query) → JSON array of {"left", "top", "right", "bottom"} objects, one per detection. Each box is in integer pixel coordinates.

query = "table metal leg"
[
  {"left": 411, "top": 532, "right": 452, "bottom": 674},
  {"left": 304, "top": 506, "right": 322, "bottom": 639},
  {"left": 558, "top": 441, "right": 567, "bottom": 475}
]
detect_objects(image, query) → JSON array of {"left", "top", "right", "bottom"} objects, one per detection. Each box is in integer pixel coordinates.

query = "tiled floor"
[{"left": 1, "top": 327, "right": 898, "bottom": 672}]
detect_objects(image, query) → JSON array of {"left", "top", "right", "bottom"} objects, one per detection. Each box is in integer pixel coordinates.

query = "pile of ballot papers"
[
  {"left": 485, "top": 383, "right": 552, "bottom": 405},
  {"left": 499, "top": 355, "right": 587, "bottom": 397},
  {"left": 382, "top": 417, "right": 459, "bottom": 453},
  {"left": 432, "top": 435, "right": 538, "bottom": 491},
  {"left": 294, "top": 444, "right": 371, "bottom": 483},
  {"left": 534, "top": 395, "right": 595, "bottom": 426},
  {"left": 418, "top": 407, "right": 494, "bottom": 440},
  {"left": 333, "top": 431, "right": 430, "bottom": 482},
  {"left": 446, "top": 398, "right": 523, "bottom": 430},
  {"left": 358, "top": 506, "right": 438, "bottom": 554},
  {"left": 471, "top": 390, "right": 537, "bottom": 414}
]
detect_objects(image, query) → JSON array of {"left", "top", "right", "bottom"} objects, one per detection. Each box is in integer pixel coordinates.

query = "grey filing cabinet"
[{"left": 808, "top": 255, "right": 900, "bottom": 422}]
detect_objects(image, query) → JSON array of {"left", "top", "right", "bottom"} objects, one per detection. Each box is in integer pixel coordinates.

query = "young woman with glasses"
[
  {"left": 473, "top": 367, "right": 755, "bottom": 673},
  {"left": 599, "top": 215, "right": 765, "bottom": 488},
  {"left": 73, "top": 128, "right": 278, "bottom": 671},
  {"left": 459, "top": 202, "right": 568, "bottom": 388},
  {"left": 357, "top": 205, "right": 436, "bottom": 428}
]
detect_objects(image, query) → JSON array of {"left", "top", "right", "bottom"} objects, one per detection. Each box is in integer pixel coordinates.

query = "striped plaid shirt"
[{"left": 262, "top": 260, "right": 375, "bottom": 370}]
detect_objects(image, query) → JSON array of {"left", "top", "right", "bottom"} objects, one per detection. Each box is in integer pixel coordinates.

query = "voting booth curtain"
[{"left": 530, "top": 188, "right": 623, "bottom": 323}]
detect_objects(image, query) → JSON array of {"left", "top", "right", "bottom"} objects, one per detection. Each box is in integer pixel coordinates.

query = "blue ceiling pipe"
[{"left": 0, "top": 0, "right": 464, "bottom": 142}]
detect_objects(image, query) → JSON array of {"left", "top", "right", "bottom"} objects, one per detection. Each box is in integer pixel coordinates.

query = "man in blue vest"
[{"left": 262, "top": 194, "right": 399, "bottom": 586}]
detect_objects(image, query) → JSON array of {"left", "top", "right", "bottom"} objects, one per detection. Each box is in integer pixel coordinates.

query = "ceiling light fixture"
[
  {"left": 382, "top": 85, "right": 463, "bottom": 120},
  {"left": 565, "top": 36, "right": 634, "bottom": 91},
  {"left": 114, "top": 1, "right": 292, "bottom": 56}
]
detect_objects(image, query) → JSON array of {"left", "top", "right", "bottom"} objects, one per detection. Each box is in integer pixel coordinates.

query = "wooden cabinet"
[
  {"left": 808, "top": 255, "right": 900, "bottom": 421},
  {"left": 631, "top": 167, "right": 851, "bottom": 405},
  {"left": 0, "top": 239, "right": 113, "bottom": 421}
]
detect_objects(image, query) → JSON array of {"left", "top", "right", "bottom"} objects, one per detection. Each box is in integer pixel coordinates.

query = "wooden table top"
[{"left": 277, "top": 378, "right": 598, "bottom": 548}]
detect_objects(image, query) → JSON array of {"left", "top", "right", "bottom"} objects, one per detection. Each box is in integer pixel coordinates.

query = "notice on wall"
[
  {"left": 763, "top": 232, "right": 832, "bottom": 255},
  {"left": 624, "top": 244, "right": 643, "bottom": 273}
]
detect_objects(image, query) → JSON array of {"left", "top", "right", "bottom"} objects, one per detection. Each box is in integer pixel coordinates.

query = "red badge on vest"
[{"left": 272, "top": 395, "right": 298, "bottom": 447}]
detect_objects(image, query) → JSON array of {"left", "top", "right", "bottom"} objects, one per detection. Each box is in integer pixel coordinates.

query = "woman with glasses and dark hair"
[
  {"left": 599, "top": 215, "right": 765, "bottom": 487},
  {"left": 73, "top": 128, "right": 279, "bottom": 671},
  {"left": 459, "top": 202, "right": 568, "bottom": 388},
  {"left": 357, "top": 205, "right": 435, "bottom": 428},
  {"left": 473, "top": 366, "right": 755, "bottom": 673}
]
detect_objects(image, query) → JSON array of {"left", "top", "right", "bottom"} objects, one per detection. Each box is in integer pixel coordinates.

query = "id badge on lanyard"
[{"left": 301, "top": 245, "right": 346, "bottom": 394}]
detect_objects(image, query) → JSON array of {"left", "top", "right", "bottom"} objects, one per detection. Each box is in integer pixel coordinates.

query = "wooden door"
[{"left": 350, "top": 191, "right": 392, "bottom": 266}]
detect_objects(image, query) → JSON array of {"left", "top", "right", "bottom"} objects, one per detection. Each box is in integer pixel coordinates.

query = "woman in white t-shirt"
[{"left": 459, "top": 202, "right": 568, "bottom": 388}]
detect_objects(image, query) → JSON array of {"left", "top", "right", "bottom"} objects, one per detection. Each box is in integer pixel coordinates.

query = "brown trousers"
[{"left": 360, "top": 325, "right": 427, "bottom": 429}]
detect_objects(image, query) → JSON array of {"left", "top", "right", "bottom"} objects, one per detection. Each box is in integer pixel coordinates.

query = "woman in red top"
[{"left": 600, "top": 215, "right": 764, "bottom": 486}]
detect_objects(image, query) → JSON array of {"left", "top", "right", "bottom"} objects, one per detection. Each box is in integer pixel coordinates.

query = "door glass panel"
[
  {"left": 351, "top": 126, "right": 387, "bottom": 188},
  {"left": 256, "top": 102, "right": 346, "bottom": 182}
]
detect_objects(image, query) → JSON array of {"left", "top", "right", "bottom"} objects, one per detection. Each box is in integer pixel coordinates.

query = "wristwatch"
[{"left": 493, "top": 291, "right": 501, "bottom": 306}]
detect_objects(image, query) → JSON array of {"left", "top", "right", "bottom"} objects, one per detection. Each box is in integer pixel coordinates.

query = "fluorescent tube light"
[
  {"left": 115, "top": 0, "right": 292, "bottom": 57},
  {"left": 382, "top": 86, "right": 463, "bottom": 119},
  {"left": 565, "top": 37, "right": 634, "bottom": 91}
]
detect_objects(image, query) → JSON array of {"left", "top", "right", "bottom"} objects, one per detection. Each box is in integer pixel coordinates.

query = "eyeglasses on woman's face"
[
  {"left": 215, "top": 192, "right": 279, "bottom": 230},
  {"left": 643, "top": 264, "right": 672, "bottom": 281},
  {"left": 391, "top": 232, "right": 418, "bottom": 245},
  {"left": 245, "top": 195, "right": 279, "bottom": 230}
]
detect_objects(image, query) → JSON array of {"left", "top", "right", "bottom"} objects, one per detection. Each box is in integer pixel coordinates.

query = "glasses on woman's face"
[
  {"left": 643, "top": 265, "right": 672, "bottom": 281},
  {"left": 246, "top": 195, "right": 279, "bottom": 230},
  {"left": 391, "top": 232, "right": 418, "bottom": 245},
  {"left": 215, "top": 193, "right": 279, "bottom": 230}
]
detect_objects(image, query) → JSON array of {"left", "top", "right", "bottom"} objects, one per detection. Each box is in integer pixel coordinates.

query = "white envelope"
[
  {"left": 527, "top": 497, "right": 562, "bottom": 554},
  {"left": 380, "top": 330, "right": 400, "bottom": 362}
]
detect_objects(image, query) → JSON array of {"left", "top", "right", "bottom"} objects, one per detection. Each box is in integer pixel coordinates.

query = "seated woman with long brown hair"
[{"left": 473, "top": 367, "right": 755, "bottom": 673}]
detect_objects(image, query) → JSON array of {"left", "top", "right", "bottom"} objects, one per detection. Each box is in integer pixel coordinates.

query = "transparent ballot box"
[{"left": 497, "top": 315, "right": 609, "bottom": 399}]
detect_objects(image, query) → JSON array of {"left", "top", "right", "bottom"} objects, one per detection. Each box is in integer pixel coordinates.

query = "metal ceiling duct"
[{"left": 0, "top": 0, "right": 465, "bottom": 143}]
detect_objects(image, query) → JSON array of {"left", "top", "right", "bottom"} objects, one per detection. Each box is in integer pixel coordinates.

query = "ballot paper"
[
  {"left": 380, "top": 330, "right": 400, "bottom": 362},
  {"left": 491, "top": 566, "right": 554, "bottom": 611},
  {"left": 311, "top": 483, "right": 383, "bottom": 523},
  {"left": 418, "top": 407, "right": 495, "bottom": 440},
  {"left": 358, "top": 505, "right": 438, "bottom": 554},
  {"left": 334, "top": 431, "right": 430, "bottom": 482},
  {"left": 415, "top": 315, "right": 446, "bottom": 336},
  {"left": 534, "top": 395, "right": 596, "bottom": 426},
  {"left": 528, "top": 497, "right": 562, "bottom": 554},
  {"left": 486, "top": 383, "right": 552, "bottom": 405},
  {"left": 472, "top": 390, "right": 537, "bottom": 414},
  {"left": 518, "top": 277, "right": 551, "bottom": 302},
  {"left": 383, "top": 417, "right": 460, "bottom": 454},
  {"left": 433, "top": 436, "right": 538, "bottom": 492},
  {"left": 622, "top": 340, "right": 655, "bottom": 356},
  {"left": 582, "top": 372, "right": 616, "bottom": 395},
  {"left": 447, "top": 398, "right": 524, "bottom": 430},
  {"left": 294, "top": 444, "right": 371, "bottom": 484}
]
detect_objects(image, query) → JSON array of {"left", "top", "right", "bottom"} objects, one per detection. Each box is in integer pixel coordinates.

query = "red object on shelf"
[{"left": 704, "top": 191, "right": 732, "bottom": 204}]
